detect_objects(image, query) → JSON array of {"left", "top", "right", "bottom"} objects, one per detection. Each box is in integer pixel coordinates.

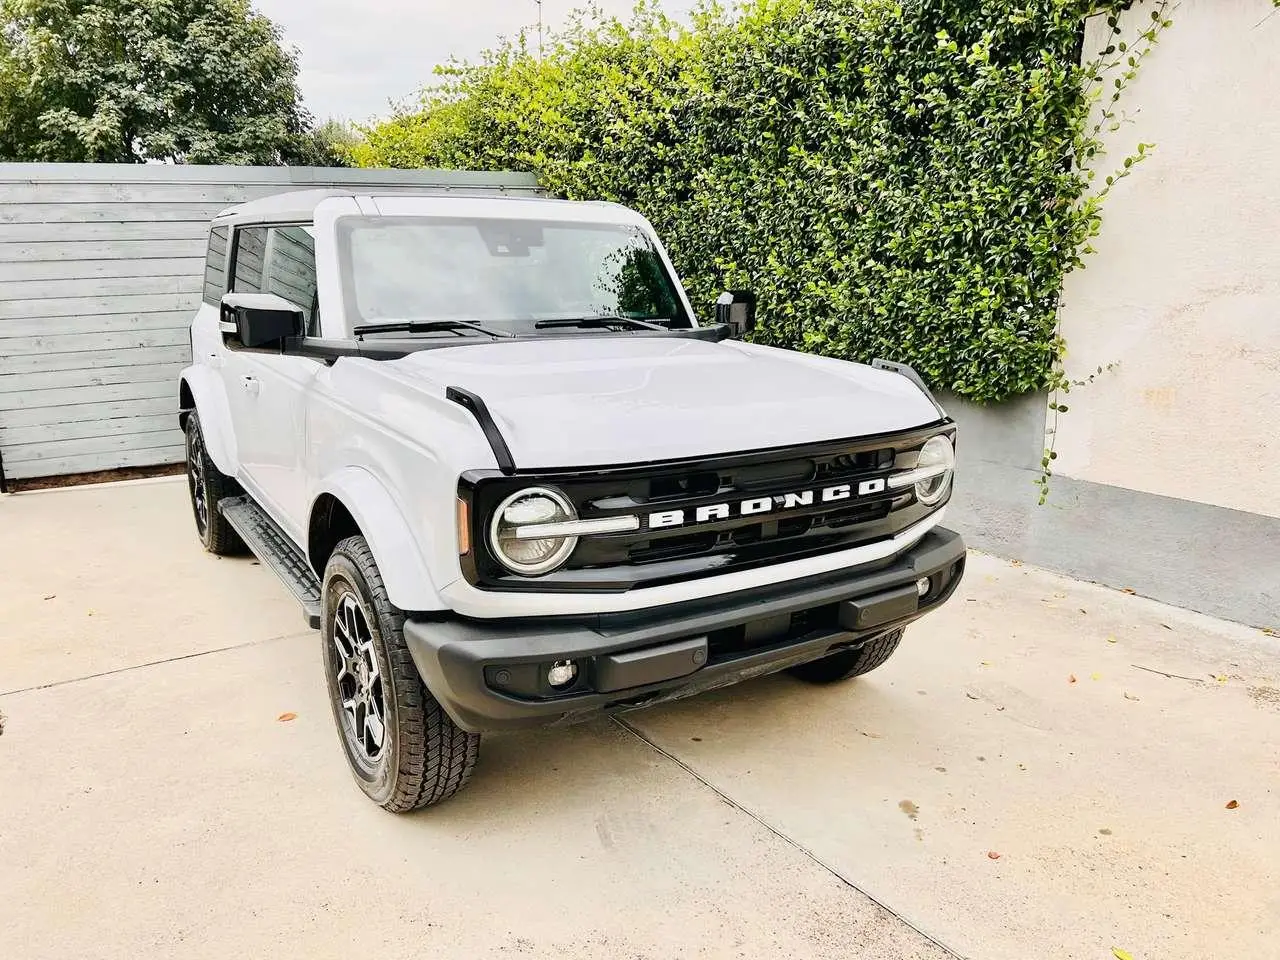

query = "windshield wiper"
[
  {"left": 352, "top": 320, "right": 514, "bottom": 339},
  {"left": 533, "top": 315, "right": 669, "bottom": 332}
]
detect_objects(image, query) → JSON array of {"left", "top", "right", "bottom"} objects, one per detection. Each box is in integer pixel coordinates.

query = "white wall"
[{"left": 1054, "top": 0, "right": 1280, "bottom": 519}]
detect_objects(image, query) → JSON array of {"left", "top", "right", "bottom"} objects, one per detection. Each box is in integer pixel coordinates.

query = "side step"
[{"left": 219, "top": 496, "right": 322, "bottom": 629}]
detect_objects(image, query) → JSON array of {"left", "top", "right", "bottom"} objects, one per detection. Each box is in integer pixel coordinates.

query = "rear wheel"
[
  {"left": 185, "top": 412, "right": 245, "bottom": 555},
  {"left": 322, "top": 535, "right": 480, "bottom": 812},
  {"left": 788, "top": 628, "right": 906, "bottom": 684}
]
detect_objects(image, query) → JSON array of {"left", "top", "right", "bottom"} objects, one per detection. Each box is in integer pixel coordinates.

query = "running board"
[{"left": 219, "top": 496, "right": 322, "bottom": 629}]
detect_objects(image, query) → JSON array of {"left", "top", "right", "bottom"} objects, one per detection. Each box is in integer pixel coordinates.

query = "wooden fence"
[{"left": 0, "top": 164, "right": 541, "bottom": 484}]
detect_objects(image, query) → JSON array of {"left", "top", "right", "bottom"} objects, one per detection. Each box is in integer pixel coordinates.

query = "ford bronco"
[{"left": 179, "top": 186, "right": 966, "bottom": 812}]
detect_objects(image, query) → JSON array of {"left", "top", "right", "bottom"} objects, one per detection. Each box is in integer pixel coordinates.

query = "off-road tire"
[
  {"left": 322, "top": 535, "right": 480, "bottom": 812},
  {"left": 185, "top": 412, "right": 245, "bottom": 556},
  {"left": 788, "top": 628, "right": 906, "bottom": 684}
]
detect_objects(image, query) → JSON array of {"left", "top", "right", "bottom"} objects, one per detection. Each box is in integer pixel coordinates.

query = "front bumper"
[{"left": 405, "top": 528, "right": 966, "bottom": 732}]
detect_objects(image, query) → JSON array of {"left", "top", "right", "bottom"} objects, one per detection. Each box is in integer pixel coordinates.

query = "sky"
[{"left": 252, "top": 0, "right": 694, "bottom": 125}]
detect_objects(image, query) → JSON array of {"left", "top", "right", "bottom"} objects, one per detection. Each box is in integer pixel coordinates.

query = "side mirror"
[
  {"left": 220, "top": 293, "right": 303, "bottom": 349},
  {"left": 715, "top": 290, "right": 757, "bottom": 339}
]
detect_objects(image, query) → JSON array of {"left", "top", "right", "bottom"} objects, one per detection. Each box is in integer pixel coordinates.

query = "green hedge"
[{"left": 354, "top": 0, "right": 1126, "bottom": 403}]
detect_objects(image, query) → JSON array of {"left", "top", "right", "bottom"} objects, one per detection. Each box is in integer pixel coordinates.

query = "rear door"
[{"left": 225, "top": 223, "right": 322, "bottom": 542}]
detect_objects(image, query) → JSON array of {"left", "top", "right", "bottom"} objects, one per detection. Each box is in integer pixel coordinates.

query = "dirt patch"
[
  {"left": 1248, "top": 685, "right": 1280, "bottom": 708},
  {"left": 6, "top": 463, "right": 183, "bottom": 493}
]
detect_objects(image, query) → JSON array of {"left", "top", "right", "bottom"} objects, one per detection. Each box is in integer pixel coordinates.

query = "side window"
[
  {"left": 232, "top": 226, "right": 267, "bottom": 294},
  {"left": 265, "top": 227, "right": 319, "bottom": 336},
  {"left": 203, "top": 225, "right": 229, "bottom": 305},
  {"left": 231, "top": 225, "right": 320, "bottom": 336}
]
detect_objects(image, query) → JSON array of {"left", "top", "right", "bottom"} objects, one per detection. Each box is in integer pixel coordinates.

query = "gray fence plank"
[
  {"left": 0, "top": 183, "right": 264, "bottom": 204},
  {"left": 4, "top": 426, "right": 185, "bottom": 463},
  {"left": 0, "top": 311, "right": 191, "bottom": 338},
  {"left": 0, "top": 292, "right": 198, "bottom": 320},
  {"left": 0, "top": 379, "right": 176, "bottom": 412},
  {"left": 0, "top": 412, "right": 176, "bottom": 446},
  {"left": 0, "top": 360, "right": 188, "bottom": 394},
  {"left": 1, "top": 327, "right": 189, "bottom": 356},
  {"left": 0, "top": 202, "right": 231, "bottom": 225},
  {"left": 0, "top": 257, "right": 203, "bottom": 282},
  {"left": 4, "top": 443, "right": 185, "bottom": 479},
  {"left": 0, "top": 274, "right": 201, "bottom": 301},
  {"left": 0, "top": 163, "right": 542, "bottom": 189},
  {"left": 0, "top": 221, "right": 211, "bottom": 243},
  {"left": 0, "top": 396, "right": 176, "bottom": 428},
  {"left": 0, "top": 345, "right": 191, "bottom": 377},
  {"left": 0, "top": 239, "right": 207, "bottom": 262}
]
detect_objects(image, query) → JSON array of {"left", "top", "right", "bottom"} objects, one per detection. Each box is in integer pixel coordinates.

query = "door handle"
[{"left": 240, "top": 375, "right": 260, "bottom": 396}]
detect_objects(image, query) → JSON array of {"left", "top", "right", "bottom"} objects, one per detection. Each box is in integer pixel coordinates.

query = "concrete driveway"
[{"left": 1, "top": 478, "right": 1276, "bottom": 960}]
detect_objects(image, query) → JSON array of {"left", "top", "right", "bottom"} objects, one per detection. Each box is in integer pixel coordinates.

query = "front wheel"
[
  {"left": 185, "top": 412, "right": 244, "bottom": 555},
  {"left": 788, "top": 628, "right": 906, "bottom": 684},
  {"left": 321, "top": 535, "right": 480, "bottom": 812}
]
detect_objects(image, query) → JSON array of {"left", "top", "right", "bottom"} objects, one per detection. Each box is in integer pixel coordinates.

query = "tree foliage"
[
  {"left": 0, "top": 0, "right": 324, "bottom": 164},
  {"left": 353, "top": 0, "right": 1152, "bottom": 403}
]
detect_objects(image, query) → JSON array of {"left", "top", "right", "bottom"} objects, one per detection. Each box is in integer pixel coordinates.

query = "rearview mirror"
[
  {"left": 715, "top": 290, "right": 757, "bottom": 339},
  {"left": 220, "top": 293, "right": 303, "bottom": 349}
]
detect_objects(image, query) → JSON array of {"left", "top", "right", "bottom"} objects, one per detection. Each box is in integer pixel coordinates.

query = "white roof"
[{"left": 216, "top": 189, "right": 638, "bottom": 226}]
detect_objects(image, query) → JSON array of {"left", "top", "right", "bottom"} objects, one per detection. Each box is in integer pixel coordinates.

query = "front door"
[{"left": 224, "top": 224, "right": 322, "bottom": 542}]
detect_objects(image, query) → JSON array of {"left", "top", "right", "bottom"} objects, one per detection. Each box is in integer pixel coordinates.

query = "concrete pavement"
[{"left": 1, "top": 478, "right": 1276, "bottom": 959}]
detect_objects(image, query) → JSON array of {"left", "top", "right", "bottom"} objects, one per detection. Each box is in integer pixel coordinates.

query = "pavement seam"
[
  {"left": 0, "top": 631, "right": 313, "bottom": 698},
  {"left": 613, "top": 716, "right": 969, "bottom": 960}
]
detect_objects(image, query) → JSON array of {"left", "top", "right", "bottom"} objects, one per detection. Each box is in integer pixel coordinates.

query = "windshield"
[{"left": 337, "top": 216, "right": 692, "bottom": 336}]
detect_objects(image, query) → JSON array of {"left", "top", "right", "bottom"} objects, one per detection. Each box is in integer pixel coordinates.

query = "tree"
[{"left": 0, "top": 0, "right": 323, "bottom": 164}]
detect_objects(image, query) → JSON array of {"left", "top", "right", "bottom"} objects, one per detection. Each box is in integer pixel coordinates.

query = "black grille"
[{"left": 460, "top": 424, "right": 953, "bottom": 593}]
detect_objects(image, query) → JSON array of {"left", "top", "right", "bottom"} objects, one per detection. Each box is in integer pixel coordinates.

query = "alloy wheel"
[{"left": 332, "top": 591, "right": 388, "bottom": 763}]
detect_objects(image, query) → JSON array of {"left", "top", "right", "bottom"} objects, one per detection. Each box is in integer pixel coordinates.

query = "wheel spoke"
[{"left": 364, "top": 704, "right": 385, "bottom": 750}]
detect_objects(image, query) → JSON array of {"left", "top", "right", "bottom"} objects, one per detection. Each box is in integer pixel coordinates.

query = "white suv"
[{"left": 179, "top": 188, "right": 966, "bottom": 811}]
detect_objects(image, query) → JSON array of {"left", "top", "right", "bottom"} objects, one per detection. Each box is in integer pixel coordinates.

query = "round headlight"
[
  {"left": 489, "top": 487, "right": 578, "bottom": 576},
  {"left": 914, "top": 435, "right": 955, "bottom": 506}
]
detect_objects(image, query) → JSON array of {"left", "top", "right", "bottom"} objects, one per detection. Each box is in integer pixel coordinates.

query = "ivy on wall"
[{"left": 354, "top": 0, "right": 1162, "bottom": 405}]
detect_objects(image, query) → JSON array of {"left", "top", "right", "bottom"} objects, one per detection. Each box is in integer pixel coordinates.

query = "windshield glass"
[{"left": 337, "top": 216, "right": 691, "bottom": 335}]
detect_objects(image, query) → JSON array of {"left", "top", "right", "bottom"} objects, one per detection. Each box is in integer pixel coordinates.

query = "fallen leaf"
[
  {"left": 1216, "top": 675, "right": 1229, "bottom": 684},
  {"left": 1068, "top": 674, "right": 1078, "bottom": 683},
  {"left": 277, "top": 712, "right": 297, "bottom": 722},
  {"left": 965, "top": 691, "right": 980, "bottom": 700},
  {"left": 1106, "top": 636, "right": 1118, "bottom": 644},
  {"left": 1091, "top": 672, "right": 1102, "bottom": 681},
  {"left": 980, "top": 660, "right": 993, "bottom": 667},
  {"left": 1225, "top": 799, "right": 1239, "bottom": 810},
  {"left": 1112, "top": 949, "right": 1134, "bottom": 960},
  {"left": 1009, "top": 559, "right": 1022, "bottom": 567},
  {"left": 42, "top": 594, "right": 56, "bottom": 601},
  {"left": 1079, "top": 607, "right": 1088, "bottom": 614},
  {"left": 1122, "top": 588, "right": 1136, "bottom": 595},
  {"left": 860, "top": 731, "right": 882, "bottom": 739},
  {"left": 1123, "top": 692, "right": 1140, "bottom": 701},
  {"left": 987, "top": 851, "right": 1001, "bottom": 860},
  {"left": 1262, "top": 627, "right": 1276, "bottom": 637},
  {"left": 1160, "top": 623, "right": 1173, "bottom": 631}
]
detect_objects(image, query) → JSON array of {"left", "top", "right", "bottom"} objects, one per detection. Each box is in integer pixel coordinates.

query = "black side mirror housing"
[
  {"left": 715, "top": 290, "right": 757, "bottom": 339},
  {"left": 221, "top": 293, "right": 304, "bottom": 349}
]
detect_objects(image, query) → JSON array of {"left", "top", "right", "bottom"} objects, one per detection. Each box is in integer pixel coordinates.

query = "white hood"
[{"left": 388, "top": 335, "right": 943, "bottom": 469}]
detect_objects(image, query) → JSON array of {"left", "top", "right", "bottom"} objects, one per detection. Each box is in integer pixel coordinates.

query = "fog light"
[
  {"left": 547, "top": 660, "right": 578, "bottom": 688},
  {"left": 916, "top": 577, "right": 932, "bottom": 598}
]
